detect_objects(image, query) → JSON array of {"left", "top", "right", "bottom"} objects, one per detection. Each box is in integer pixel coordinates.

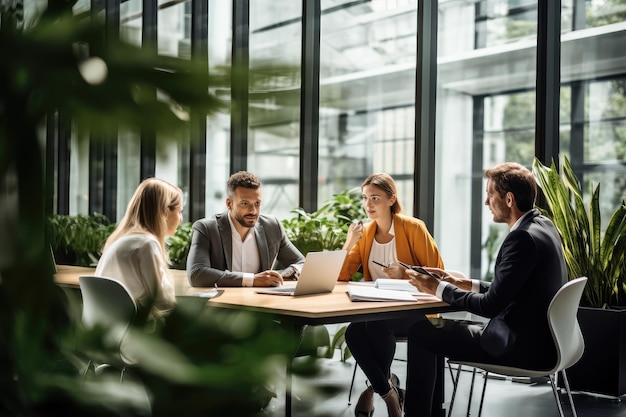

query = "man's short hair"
[
  {"left": 227, "top": 171, "right": 261, "bottom": 197},
  {"left": 484, "top": 162, "right": 537, "bottom": 212}
]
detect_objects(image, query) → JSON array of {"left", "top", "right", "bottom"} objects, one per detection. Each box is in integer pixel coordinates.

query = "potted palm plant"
[{"left": 532, "top": 156, "right": 626, "bottom": 397}]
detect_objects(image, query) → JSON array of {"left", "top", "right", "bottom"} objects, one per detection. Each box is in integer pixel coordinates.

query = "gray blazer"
[{"left": 186, "top": 212, "right": 305, "bottom": 287}]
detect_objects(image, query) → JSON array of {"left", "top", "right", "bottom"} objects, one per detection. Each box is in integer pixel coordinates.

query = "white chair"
[
  {"left": 447, "top": 277, "right": 588, "bottom": 417},
  {"left": 79, "top": 275, "right": 137, "bottom": 382}
]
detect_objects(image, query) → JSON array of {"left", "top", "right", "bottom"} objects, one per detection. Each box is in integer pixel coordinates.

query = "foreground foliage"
[{"left": 0, "top": 1, "right": 327, "bottom": 415}]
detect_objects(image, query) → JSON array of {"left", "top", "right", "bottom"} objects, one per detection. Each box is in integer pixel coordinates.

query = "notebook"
[
  {"left": 255, "top": 250, "right": 347, "bottom": 296},
  {"left": 346, "top": 285, "right": 417, "bottom": 302}
]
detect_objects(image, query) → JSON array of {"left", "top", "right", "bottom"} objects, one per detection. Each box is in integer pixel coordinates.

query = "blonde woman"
[{"left": 95, "top": 177, "right": 183, "bottom": 321}]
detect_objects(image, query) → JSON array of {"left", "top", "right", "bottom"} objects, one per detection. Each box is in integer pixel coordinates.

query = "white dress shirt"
[{"left": 228, "top": 214, "right": 260, "bottom": 287}]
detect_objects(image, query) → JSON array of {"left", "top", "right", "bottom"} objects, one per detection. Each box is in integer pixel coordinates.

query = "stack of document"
[
  {"left": 346, "top": 285, "right": 417, "bottom": 302},
  {"left": 375, "top": 278, "right": 421, "bottom": 294}
]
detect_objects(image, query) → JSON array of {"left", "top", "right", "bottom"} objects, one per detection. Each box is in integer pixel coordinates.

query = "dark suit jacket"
[
  {"left": 186, "top": 212, "right": 305, "bottom": 287},
  {"left": 442, "top": 209, "right": 567, "bottom": 366}
]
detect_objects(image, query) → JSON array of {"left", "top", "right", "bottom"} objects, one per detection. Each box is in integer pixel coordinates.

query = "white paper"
[
  {"left": 375, "top": 278, "right": 422, "bottom": 294},
  {"left": 346, "top": 285, "right": 417, "bottom": 302}
]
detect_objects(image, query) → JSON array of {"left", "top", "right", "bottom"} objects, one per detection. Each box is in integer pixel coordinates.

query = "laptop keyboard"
[{"left": 270, "top": 287, "right": 295, "bottom": 293}]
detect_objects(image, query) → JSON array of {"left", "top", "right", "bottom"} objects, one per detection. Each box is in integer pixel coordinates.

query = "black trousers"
[
  {"left": 405, "top": 318, "right": 488, "bottom": 417},
  {"left": 345, "top": 315, "right": 427, "bottom": 395},
  {"left": 404, "top": 318, "right": 555, "bottom": 417}
]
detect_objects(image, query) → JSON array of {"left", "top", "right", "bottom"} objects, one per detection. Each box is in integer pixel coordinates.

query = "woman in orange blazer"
[{"left": 340, "top": 173, "right": 444, "bottom": 417}]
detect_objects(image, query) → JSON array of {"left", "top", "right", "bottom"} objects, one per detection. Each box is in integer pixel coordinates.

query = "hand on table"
[
  {"left": 254, "top": 270, "right": 284, "bottom": 287},
  {"left": 280, "top": 265, "right": 299, "bottom": 280}
]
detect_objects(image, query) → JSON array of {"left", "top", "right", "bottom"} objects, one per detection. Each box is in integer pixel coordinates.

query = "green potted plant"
[
  {"left": 282, "top": 187, "right": 363, "bottom": 256},
  {"left": 166, "top": 222, "right": 193, "bottom": 269},
  {"left": 47, "top": 213, "right": 116, "bottom": 266},
  {"left": 532, "top": 156, "right": 626, "bottom": 397}
]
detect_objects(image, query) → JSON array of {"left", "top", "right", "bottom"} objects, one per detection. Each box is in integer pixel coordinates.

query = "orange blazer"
[{"left": 338, "top": 213, "right": 444, "bottom": 282}]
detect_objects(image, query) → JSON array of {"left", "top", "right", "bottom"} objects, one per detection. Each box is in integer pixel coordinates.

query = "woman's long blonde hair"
[{"left": 104, "top": 177, "right": 183, "bottom": 265}]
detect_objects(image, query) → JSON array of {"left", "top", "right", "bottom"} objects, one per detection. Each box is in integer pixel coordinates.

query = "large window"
[
  {"left": 319, "top": 0, "right": 418, "bottom": 212},
  {"left": 436, "top": 0, "right": 539, "bottom": 277},
  {"left": 50, "top": 0, "right": 626, "bottom": 280},
  {"left": 248, "top": 0, "right": 302, "bottom": 219}
]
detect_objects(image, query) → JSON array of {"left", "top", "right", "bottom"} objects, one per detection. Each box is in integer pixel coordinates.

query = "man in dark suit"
[
  {"left": 187, "top": 171, "right": 305, "bottom": 287},
  {"left": 403, "top": 162, "right": 568, "bottom": 417}
]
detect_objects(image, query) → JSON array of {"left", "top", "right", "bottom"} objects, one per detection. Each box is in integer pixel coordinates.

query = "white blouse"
[
  {"left": 95, "top": 233, "right": 176, "bottom": 320},
  {"left": 367, "top": 220, "right": 397, "bottom": 281}
]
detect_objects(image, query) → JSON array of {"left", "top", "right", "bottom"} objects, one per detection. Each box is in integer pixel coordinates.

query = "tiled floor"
[{"left": 258, "top": 342, "right": 625, "bottom": 417}]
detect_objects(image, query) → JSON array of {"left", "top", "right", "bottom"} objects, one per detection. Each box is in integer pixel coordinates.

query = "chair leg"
[
  {"left": 548, "top": 374, "right": 567, "bottom": 417},
  {"left": 348, "top": 362, "right": 358, "bottom": 405},
  {"left": 560, "top": 370, "right": 578, "bottom": 417},
  {"left": 548, "top": 370, "right": 578, "bottom": 417},
  {"left": 447, "top": 362, "right": 462, "bottom": 417},
  {"left": 466, "top": 368, "right": 476, "bottom": 416},
  {"left": 476, "top": 371, "right": 488, "bottom": 417}
]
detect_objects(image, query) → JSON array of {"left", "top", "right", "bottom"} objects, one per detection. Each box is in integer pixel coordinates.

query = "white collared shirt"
[{"left": 228, "top": 214, "right": 260, "bottom": 287}]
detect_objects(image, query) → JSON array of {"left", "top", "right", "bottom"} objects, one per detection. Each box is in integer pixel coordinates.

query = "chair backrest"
[
  {"left": 79, "top": 275, "right": 137, "bottom": 360},
  {"left": 547, "top": 276, "right": 587, "bottom": 372}
]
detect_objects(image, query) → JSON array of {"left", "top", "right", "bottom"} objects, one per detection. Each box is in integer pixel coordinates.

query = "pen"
[{"left": 397, "top": 260, "right": 413, "bottom": 270}]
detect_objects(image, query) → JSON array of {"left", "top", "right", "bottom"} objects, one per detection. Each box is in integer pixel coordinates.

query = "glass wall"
[
  {"left": 50, "top": 0, "right": 626, "bottom": 278},
  {"left": 203, "top": 0, "right": 232, "bottom": 217},
  {"left": 436, "top": 0, "right": 540, "bottom": 276},
  {"left": 319, "top": 0, "right": 419, "bottom": 215},
  {"left": 562, "top": 0, "right": 626, "bottom": 257},
  {"left": 436, "top": 0, "right": 626, "bottom": 278},
  {"left": 248, "top": 0, "right": 302, "bottom": 219}
]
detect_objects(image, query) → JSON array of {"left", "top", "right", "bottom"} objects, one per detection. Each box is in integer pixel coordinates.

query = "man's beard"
[{"left": 235, "top": 213, "right": 257, "bottom": 228}]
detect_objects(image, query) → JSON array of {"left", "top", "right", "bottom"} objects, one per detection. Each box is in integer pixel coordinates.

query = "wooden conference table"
[{"left": 54, "top": 265, "right": 453, "bottom": 417}]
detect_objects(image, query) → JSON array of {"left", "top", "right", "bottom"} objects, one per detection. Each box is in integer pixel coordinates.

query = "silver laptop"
[{"left": 255, "top": 250, "right": 347, "bottom": 296}]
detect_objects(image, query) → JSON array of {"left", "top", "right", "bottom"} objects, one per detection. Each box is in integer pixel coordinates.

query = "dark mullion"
[
  {"left": 140, "top": 0, "right": 158, "bottom": 180},
  {"left": 100, "top": 0, "right": 120, "bottom": 221},
  {"left": 414, "top": 0, "right": 438, "bottom": 233},
  {"left": 88, "top": 141, "right": 104, "bottom": 215},
  {"left": 88, "top": 0, "right": 102, "bottom": 217},
  {"left": 299, "top": 0, "right": 321, "bottom": 212},
  {"left": 535, "top": 0, "right": 561, "bottom": 169},
  {"left": 570, "top": 81, "right": 585, "bottom": 176},
  {"left": 470, "top": 96, "right": 485, "bottom": 280},
  {"left": 188, "top": 0, "right": 208, "bottom": 221},
  {"left": 102, "top": 132, "right": 118, "bottom": 221},
  {"left": 45, "top": 113, "right": 57, "bottom": 217},
  {"left": 57, "top": 112, "right": 71, "bottom": 215},
  {"left": 230, "top": 0, "right": 249, "bottom": 173},
  {"left": 572, "top": 0, "right": 586, "bottom": 30}
]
